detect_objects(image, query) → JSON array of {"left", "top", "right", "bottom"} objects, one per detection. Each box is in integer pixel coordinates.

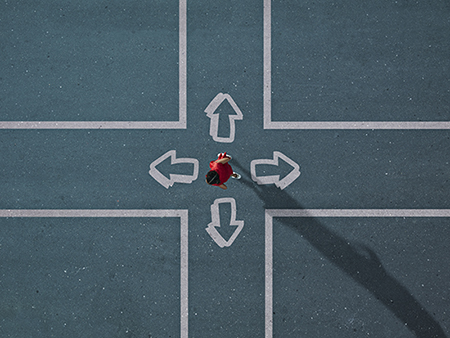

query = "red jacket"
[{"left": 209, "top": 156, "right": 233, "bottom": 186}]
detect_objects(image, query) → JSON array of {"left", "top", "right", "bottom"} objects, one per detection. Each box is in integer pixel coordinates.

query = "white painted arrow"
[
  {"left": 206, "top": 198, "right": 244, "bottom": 248},
  {"left": 149, "top": 150, "right": 199, "bottom": 188},
  {"left": 250, "top": 151, "right": 301, "bottom": 190},
  {"left": 205, "top": 92, "right": 243, "bottom": 143}
]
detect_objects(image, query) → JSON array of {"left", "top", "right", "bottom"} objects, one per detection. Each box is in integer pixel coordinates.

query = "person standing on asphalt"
[{"left": 205, "top": 152, "right": 241, "bottom": 190}]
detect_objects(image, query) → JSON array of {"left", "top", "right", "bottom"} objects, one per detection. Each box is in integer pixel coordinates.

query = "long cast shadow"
[{"left": 232, "top": 160, "right": 446, "bottom": 338}]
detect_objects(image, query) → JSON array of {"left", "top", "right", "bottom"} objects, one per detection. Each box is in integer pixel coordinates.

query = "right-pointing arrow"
[
  {"left": 250, "top": 151, "right": 301, "bottom": 190},
  {"left": 149, "top": 150, "right": 199, "bottom": 189}
]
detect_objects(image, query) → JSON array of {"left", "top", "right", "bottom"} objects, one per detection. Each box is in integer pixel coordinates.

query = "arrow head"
[
  {"left": 250, "top": 151, "right": 301, "bottom": 190},
  {"left": 273, "top": 151, "right": 301, "bottom": 190},
  {"left": 149, "top": 150, "right": 199, "bottom": 188},
  {"left": 204, "top": 93, "right": 243, "bottom": 118}
]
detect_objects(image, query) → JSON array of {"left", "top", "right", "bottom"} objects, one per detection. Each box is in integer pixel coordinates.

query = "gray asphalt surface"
[{"left": 1, "top": 0, "right": 449, "bottom": 337}]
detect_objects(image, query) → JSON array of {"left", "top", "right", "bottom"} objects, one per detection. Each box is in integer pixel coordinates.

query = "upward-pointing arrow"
[
  {"left": 205, "top": 93, "right": 243, "bottom": 143},
  {"left": 250, "top": 151, "right": 301, "bottom": 190},
  {"left": 149, "top": 150, "right": 199, "bottom": 189}
]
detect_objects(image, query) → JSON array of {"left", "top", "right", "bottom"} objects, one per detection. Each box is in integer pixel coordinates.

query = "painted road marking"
[
  {"left": 263, "top": 0, "right": 450, "bottom": 130},
  {"left": 264, "top": 208, "right": 450, "bottom": 338},
  {"left": 264, "top": 121, "right": 450, "bottom": 130},
  {"left": 0, "top": 209, "right": 189, "bottom": 338},
  {"left": 206, "top": 197, "right": 244, "bottom": 248},
  {"left": 179, "top": 0, "right": 187, "bottom": 128},
  {"left": 0, "top": 0, "right": 187, "bottom": 130},
  {"left": 263, "top": 0, "right": 272, "bottom": 131},
  {"left": 205, "top": 93, "right": 244, "bottom": 143},
  {"left": 251, "top": 151, "right": 300, "bottom": 190},
  {"left": 0, "top": 121, "right": 187, "bottom": 129},
  {"left": 149, "top": 150, "right": 199, "bottom": 189}
]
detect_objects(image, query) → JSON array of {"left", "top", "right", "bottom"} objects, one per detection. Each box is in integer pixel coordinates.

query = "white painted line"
[
  {"left": 265, "top": 210, "right": 273, "bottom": 338},
  {"left": 179, "top": 0, "right": 187, "bottom": 128},
  {"left": 149, "top": 150, "right": 199, "bottom": 189},
  {"left": 0, "top": 209, "right": 187, "bottom": 217},
  {"left": 180, "top": 208, "right": 189, "bottom": 338},
  {"left": 266, "top": 209, "right": 450, "bottom": 218},
  {"left": 250, "top": 151, "right": 300, "bottom": 190},
  {"left": 264, "top": 208, "right": 450, "bottom": 338},
  {"left": 265, "top": 121, "right": 450, "bottom": 130},
  {"left": 205, "top": 93, "right": 244, "bottom": 143},
  {"left": 263, "top": 0, "right": 450, "bottom": 130},
  {"left": 206, "top": 197, "right": 244, "bottom": 248},
  {"left": 0, "top": 0, "right": 187, "bottom": 130},
  {"left": 0, "top": 209, "right": 189, "bottom": 338},
  {"left": 0, "top": 121, "right": 187, "bottom": 129},
  {"left": 263, "top": 0, "right": 272, "bottom": 131}
]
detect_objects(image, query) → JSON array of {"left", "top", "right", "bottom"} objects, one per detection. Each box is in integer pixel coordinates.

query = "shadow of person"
[{"left": 232, "top": 159, "right": 446, "bottom": 338}]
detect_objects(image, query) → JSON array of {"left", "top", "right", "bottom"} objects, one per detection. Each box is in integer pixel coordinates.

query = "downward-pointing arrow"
[
  {"left": 206, "top": 198, "right": 244, "bottom": 248},
  {"left": 205, "top": 92, "right": 243, "bottom": 143},
  {"left": 250, "top": 151, "right": 301, "bottom": 190},
  {"left": 149, "top": 150, "right": 199, "bottom": 188}
]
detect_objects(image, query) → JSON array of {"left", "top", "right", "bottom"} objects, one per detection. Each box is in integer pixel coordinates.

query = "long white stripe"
[
  {"left": 263, "top": 0, "right": 272, "bottom": 130},
  {"left": 266, "top": 209, "right": 450, "bottom": 217},
  {"left": 178, "top": 209, "right": 189, "bottom": 338},
  {"left": 0, "top": 209, "right": 187, "bottom": 217},
  {"left": 179, "top": 0, "right": 187, "bottom": 127},
  {"left": 265, "top": 121, "right": 450, "bottom": 130},
  {"left": 0, "top": 121, "right": 187, "bottom": 129},
  {"left": 265, "top": 210, "right": 273, "bottom": 338}
]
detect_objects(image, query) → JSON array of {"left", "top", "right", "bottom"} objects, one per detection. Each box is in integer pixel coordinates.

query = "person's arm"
[
  {"left": 215, "top": 157, "right": 231, "bottom": 164},
  {"left": 218, "top": 184, "right": 227, "bottom": 190}
]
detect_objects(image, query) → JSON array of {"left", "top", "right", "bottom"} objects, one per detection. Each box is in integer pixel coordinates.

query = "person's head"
[{"left": 205, "top": 170, "right": 220, "bottom": 185}]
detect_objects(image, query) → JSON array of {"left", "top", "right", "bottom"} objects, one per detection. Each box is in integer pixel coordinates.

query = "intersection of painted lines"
[
  {"left": 0, "top": 0, "right": 186, "bottom": 130},
  {"left": 264, "top": 209, "right": 450, "bottom": 338},
  {"left": 263, "top": 0, "right": 450, "bottom": 130},
  {"left": 0, "top": 209, "right": 189, "bottom": 338},
  {"left": 3, "top": 0, "right": 448, "bottom": 130}
]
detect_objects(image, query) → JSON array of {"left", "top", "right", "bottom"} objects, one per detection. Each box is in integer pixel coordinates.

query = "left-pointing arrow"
[{"left": 149, "top": 150, "right": 199, "bottom": 188}]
